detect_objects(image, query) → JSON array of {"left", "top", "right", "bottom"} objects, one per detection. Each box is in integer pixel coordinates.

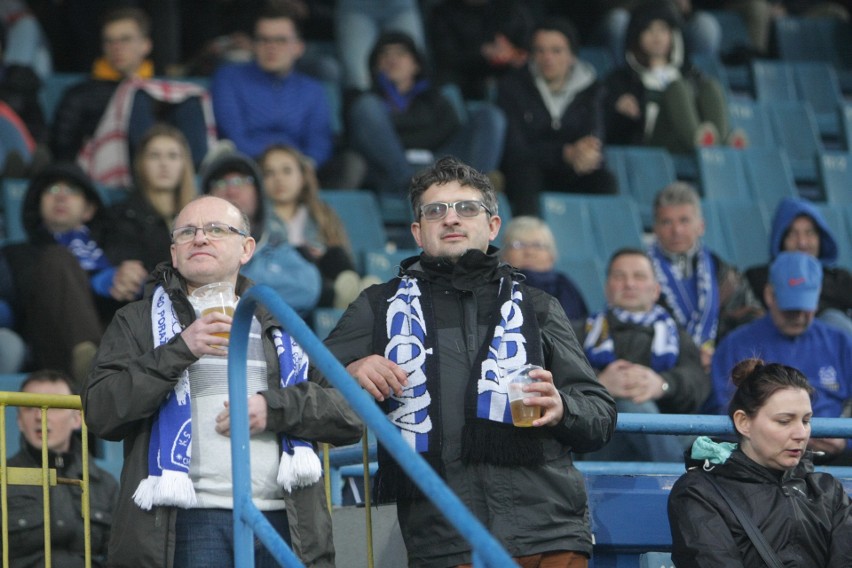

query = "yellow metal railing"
[{"left": 0, "top": 392, "right": 91, "bottom": 568}]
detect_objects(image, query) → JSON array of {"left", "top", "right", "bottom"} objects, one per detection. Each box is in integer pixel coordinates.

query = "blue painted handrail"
[{"left": 227, "top": 285, "right": 517, "bottom": 568}]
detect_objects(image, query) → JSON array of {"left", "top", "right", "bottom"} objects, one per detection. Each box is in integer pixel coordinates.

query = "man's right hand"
[
  {"left": 346, "top": 355, "right": 409, "bottom": 402},
  {"left": 180, "top": 311, "right": 232, "bottom": 358}
]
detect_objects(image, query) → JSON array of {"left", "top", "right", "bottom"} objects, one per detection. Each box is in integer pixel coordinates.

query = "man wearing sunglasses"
[
  {"left": 322, "top": 156, "right": 616, "bottom": 567},
  {"left": 82, "top": 195, "right": 362, "bottom": 567}
]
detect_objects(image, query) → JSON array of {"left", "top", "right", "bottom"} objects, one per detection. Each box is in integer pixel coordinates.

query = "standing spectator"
[
  {"left": 669, "top": 358, "right": 852, "bottom": 566},
  {"left": 258, "top": 144, "right": 364, "bottom": 309},
  {"left": 1, "top": 163, "right": 149, "bottom": 385},
  {"left": 200, "top": 148, "right": 323, "bottom": 317},
  {"left": 745, "top": 197, "right": 852, "bottom": 336},
  {"left": 107, "top": 123, "right": 199, "bottom": 275},
  {"left": 211, "top": 3, "right": 332, "bottom": 167},
  {"left": 347, "top": 31, "right": 505, "bottom": 196},
  {"left": 497, "top": 18, "right": 618, "bottom": 217},
  {"left": 581, "top": 248, "right": 708, "bottom": 462},
  {"left": 500, "top": 215, "right": 589, "bottom": 322},
  {"left": 335, "top": 0, "right": 426, "bottom": 92},
  {"left": 6, "top": 370, "right": 118, "bottom": 567},
  {"left": 649, "top": 182, "right": 763, "bottom": 371},
  {"left": 708, "top": 252, "right": 852, "bottom": 459},
  {"left": 82, "top": 195, "right": 362, "bottom": 567},
  {"left": 602, "top": 0, "right": 741, "bottom": 154},
  {"left": 321, "top": 156, "right": 616, "bottom": 566}
]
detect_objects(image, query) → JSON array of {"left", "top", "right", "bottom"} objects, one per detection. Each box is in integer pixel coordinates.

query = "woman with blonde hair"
[{"left": 258, "top": 144, "right": 362, "bottom": 309}]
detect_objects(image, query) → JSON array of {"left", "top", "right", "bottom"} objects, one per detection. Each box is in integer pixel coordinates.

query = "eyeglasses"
[
  {"left": 171, "top": 222, "right": 248, "bottom": 244},
  {"left": 210, "top": 176, "right": 254, "bottom": 192},
  {"left": 507, "top": 240, "right": 550, "bottom": 251},
  {"left": 254, "top": 35, "right": 297, "bottom": 46},
  {"left": 45, "top": 184, "right": 83, "bottom": 197},
  {"left": 419, "top": 200, "right": 491, "bottom": 221}
]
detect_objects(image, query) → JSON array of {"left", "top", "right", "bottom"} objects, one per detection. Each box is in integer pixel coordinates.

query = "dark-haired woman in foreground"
[{"left": 667, "top": 358, "right": 852, "bottom": 567}]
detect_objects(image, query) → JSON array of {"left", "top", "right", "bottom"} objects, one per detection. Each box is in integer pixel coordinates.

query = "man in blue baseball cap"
[{"left": 707, "top": 252, "right": 852, "bottom": 460}]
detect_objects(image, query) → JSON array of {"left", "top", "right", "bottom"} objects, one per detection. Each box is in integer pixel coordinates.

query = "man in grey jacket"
[
  {"left": 82, "top": 195, "right": 362, "bottom": 567},
  {"left": 322, "top": 156, "right": 616, "bottom": 567}
]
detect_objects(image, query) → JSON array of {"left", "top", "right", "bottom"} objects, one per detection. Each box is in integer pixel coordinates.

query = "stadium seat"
[
  {"left": 840, "top": 104, "right": 852, "bottom": 152},
  {"left": 741, "top": 147, "right": 799, "bottom": 213},
  {"left": 2, "top": 177, "right": 28, "bottom": 244},
  {"left": 751, "top": 60, "right": 797, "bottom": 103},
  {"left": 842, "top": 204, "right": 852, "bottom": 269},
  {"left": 584, "top": 195, "right": 645, "bottom": 260},
  {"left": 699, "top": 200, "right": 734, "bottom": 264},
  {"left": 706, "top": 9, "right": 754, "bottom": 91},
  {"left": 622, "top": 146, "right": 677, "bottom": 230},
  {"left": 794, "top": 62, "right": 844, "bottom": 139},
  {"left": 766, "top": 101, "right": 822, "bottom": 183},
  {"left": 640, "top": 552, "right": 674, "bottom": 568},
  {"left": 363, "top": 248, "right": 419, "bottom": 282},
  {"left": 319, "top": 189, "right": 389, "bottom": 272},
  {"left": 691, "top": 54, "right": 731, "bottom": 94},
  {"left": 1, "top": 373, "right": 28, "bottom": 458},
  {"left": 813, "top": 203, "right": 852, "bottom": 270},
  {"left": 38, "top": 72, "right": 86, "bottom": 124},
  {"left": 774, "top": 16, "right": 852, "bottom": 93},
  {"left": 539, "top": 193, "right": 597, "bottom": 261},
  {"left": 728, "top": 100, "right": 776, "bottom": 149},
  {"left": 556, "top": 257, "right": 607, "bottom": 314},
  {"left": 696, "top": 147, "right": 751, "bottom": 201},
  {"left": 493, "top": 191, "right": 513, "bottom": 248},
  {"left": 818, "top": 151, "right": 852, "bottom": 205},
  {"left": 311, "top": 307, "right": 345, "bottom": 341},
  {"left": 703, "top": 199, "right": 770, "bottom": 270},
  {"left": 579, "top": 46, "right": 616, "bottom": 78}
]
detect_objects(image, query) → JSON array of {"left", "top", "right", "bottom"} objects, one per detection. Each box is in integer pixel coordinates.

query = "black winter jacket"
[
  {"left": 668, "top": 449, "right": 852, "bottom": 567},
  {"left": 50, "top": 79, "right": 118, "bottom": 161}
]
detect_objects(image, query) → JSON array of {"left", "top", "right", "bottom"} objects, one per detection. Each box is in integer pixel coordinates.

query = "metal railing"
[
  {"left": 0, "top": 392, "right": 91, "bottom": 568},
  {"left": 227, "top": 285, "right": 517, "bottom": 568}
]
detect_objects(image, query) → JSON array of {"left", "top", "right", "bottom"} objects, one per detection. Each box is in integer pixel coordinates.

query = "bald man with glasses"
[{"left": 319, "top": 156, "right": 615, "bottom": 568}]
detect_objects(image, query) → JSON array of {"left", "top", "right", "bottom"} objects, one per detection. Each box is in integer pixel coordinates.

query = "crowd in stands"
[{"left": 0, "top": 0, "right": 850, "bottom": 565}]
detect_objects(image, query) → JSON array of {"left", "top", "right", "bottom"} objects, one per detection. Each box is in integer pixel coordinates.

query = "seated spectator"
[
  {"left": 0, "top": 0, "right": 52, "bottom": 79},
  {"left": 497, "top": 18, "right": 618, "bottom": 217},
  {"left": 649, "top": 182, "right": 763, "bottom": 371},
  {"left": 602, "top": 0, "right": 745, "bottom": 154},
  {"left": 745, "top": 197, "right": 852, "bottom": 337},
  {"left": 1, "top": 163, "right": 142, "bottom": 385},
  {"left": 6, "top": 370, "right": 118, "bottom": 567},
  {"left": 107, "top": 123, "right": 198, "bottom": 274},
  {"left": 708, "top": 252, "right": 852, "bottom": 460},
  {"left": 348, "top": 31, "right": 506, "bottom": 196},
  {"left": 211, "top": 3, "right": 332, "bottom": 168},
  {"left": 335, "top": 0, "right": 426, "bottom": 92},
  {"left": 200, "top": 148, "right": 322, "bottom": 316},
  {"left": 429, "top": 0, "right": 534, "bottom": 100},
  {"left": 499, "top": 215, "right": 589, "bottom": 322},
  {"left": 581, "top": 248, "right": 708, "bottom": 461},
  {"left": 0, "top": 18, "right": 46, "bottom": 147},
  {"left": 258, "top": 144, "right": 367, "bottom": 309}
]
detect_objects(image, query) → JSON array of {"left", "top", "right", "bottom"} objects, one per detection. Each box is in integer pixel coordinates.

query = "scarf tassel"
[
  {"left": 133, "top": 470, "right": 197, "bottom": 511},
  {"left": 277, "top": 445, "right": 323, "bottom": 493}
]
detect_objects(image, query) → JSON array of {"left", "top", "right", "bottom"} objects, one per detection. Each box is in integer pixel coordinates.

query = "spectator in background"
[
  {"left": 602, "top": 0, "right": 744, "bottom": 154},
  {"left": 258, "top": 144, "right": 366, "bottom": 309},
  {"left": 200, "top": 148, "right": 323, "bottom": 317},
  {"left": 348, "top": 31, "right": 505, "bottom": 196},
  {"left": 335, "top": 0, "right": 426, "bottom": 92},
  {"left": 649, "top": 182, "right": 763, "bottom": 371},
  {"left": 708, "top": 252, "right": 852, "bottom": 461},
  {"left": 211, "top": 3, "right": 332, "bottom": 168},
  {"left": 581, "top": 248, "right": 708, "bottom": 461},
  {"left": 107, "top": 123, "right": 199, "bottom": 274},
  {"left": 0, "top": 248, "right": 26, "bottom": 373},
  {"left": 497, "top": 18, "right": 618, "bottom": 217},
  {"left": 500, "top": 215, "right": 590, "bottom": 323},
  {"left": 429, "top": 0, "right": 534, "bottom": 100},
  {"left": 6, "top": 370, "right": 118, "bottom": 567},
  {"left": 0, "top": 0, "right": 52, "bottom": 80},
  {"left": 1, "top": 163, "right": 149, "bottom": 385},
  {"left": 745, "top": 197, "right": 852, "bottom": 337},
  {"left": 0, "top": 18, "right": 47, "bottom": 146}
]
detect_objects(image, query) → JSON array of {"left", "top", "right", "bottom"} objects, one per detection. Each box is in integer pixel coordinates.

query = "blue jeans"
[
  {"left": 174, "top": 508, "right": 291, "bottom": 568},
  {"left": 349, "top": 94, "right": 506, "bottom": 195},
  {"left": 335, "top": 0, "right": 426, "bottom": 90}
]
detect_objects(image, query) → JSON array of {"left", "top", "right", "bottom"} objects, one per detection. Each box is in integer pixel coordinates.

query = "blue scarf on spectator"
[
  {"left": 377, "top": 72, "right": 431, "bottom": 113},
  {"left": 649, "top": 242, "right": 719, "bottom": 347},
  {"left": 53, "top": 227, "right": 110, "bottom": 272},
  {"left": 584, "top": 305, "right": 679, "bottom": 372}
]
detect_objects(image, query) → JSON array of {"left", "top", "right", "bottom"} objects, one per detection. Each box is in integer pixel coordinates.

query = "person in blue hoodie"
[{"left": 745, "top": 197, "right": 852, "bottom": 336}]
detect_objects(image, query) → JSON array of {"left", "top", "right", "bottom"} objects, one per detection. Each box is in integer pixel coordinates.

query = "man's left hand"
[
  {"left": 215, "top": 395, "right": 268, "bottom": 436},
  {"left": 523, "top": 368, "right": 565, "bottom": 427}
]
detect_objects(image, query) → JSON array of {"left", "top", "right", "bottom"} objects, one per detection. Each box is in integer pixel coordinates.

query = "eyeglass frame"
[
  {"left": 418, "top": 200, "right": 493, "bottom": 221},
  {"left": 171, "top": 222, "right": 249, "bottom": 245}
]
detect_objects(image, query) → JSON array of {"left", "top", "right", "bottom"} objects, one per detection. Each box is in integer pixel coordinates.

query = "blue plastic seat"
[
  {"left": 728, "top": 99, "right": 776, "bottom": 149},
  {"left": 818, "top": 151, "right": 852, "bottom": 205},
  {"left": 703, "top": 199, "right": 770, "bottom": 270},
  {"left": 556, "top": 257, "right": 607, "bottom": 315},
  {"left": 311, "top": 307, "right": 345, "bottom": 341},
  {"left": 766, "top": 101, "right": 822, "bottom": 183},
  {"left": 584, "top": 195, "right": 645, "bottom": 260},
  {"left": 38, "top": 72, "right": 85, "bottom": 124},
  {"left": 0, "top": 114, "right": 32, "bottom": 172},
  {"left": 539, "top": 193, "right": 597, "bottom": 261},
  {"left": 813, "top": 203, "right": 852, "bottom": 270},
  {"left": 579, "top": 46, "right": 616, "bottom": 78},
  {"left": 362, "top": 248, "right": 419, "bottom": 282},
  {"left": 751, "top": 60, "right": 797, "bottom": 103},
  {"left": 794, "top": 62, "right": 843, "bottom": 138},
  {"left": 741, "top": 147, "right": 799, "bottom": 213},
  {"left": 699, "top": 200, "right": 734, "bottom": 264},
  {"left": 697, "top": 147, "right": 751, "bottom": 201},
  {"left": 319, "top": 189, "right": 388, "bottom": 272},
  {"left": 840, "top": 104, "right": 852, "bottom": 152},
  {"left": 622, "top": 147, "right": 677, "bottom": 230},
  {"left": 2, "top": 177, "right": 28, "bottom": 244}
]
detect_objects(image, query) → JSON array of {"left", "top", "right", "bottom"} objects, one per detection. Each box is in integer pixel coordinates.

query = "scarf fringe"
[
  {"left": 132, "top": 476, "right": 159, "bottom": 511},
  {"left": 461, "top": 421, "right": 545, "bottom": 467},
  {"left": 133, "top": 470, "right": 197, "bottom": 511},
  {"left": 277, "top": 446, "right": 323, "bottom": 493}
]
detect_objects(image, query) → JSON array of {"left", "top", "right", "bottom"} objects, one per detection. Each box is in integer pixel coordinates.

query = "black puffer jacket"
[
  {"left": 668, "top": 449, "right": 852, "bottom": 567},
  {"left": 50, "top": 79, "right": 118, "bottom": 161}
]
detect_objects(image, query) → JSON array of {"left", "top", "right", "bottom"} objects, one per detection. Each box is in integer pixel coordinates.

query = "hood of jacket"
[
  {"left": 625, "top": 0, "right": 685, "bottom": 69},
  {"left": 22, "top": 161, "right": 107, "bottom": 245},
  {"left": 769, "top": 197, "right": 838, "bottom": 266}
]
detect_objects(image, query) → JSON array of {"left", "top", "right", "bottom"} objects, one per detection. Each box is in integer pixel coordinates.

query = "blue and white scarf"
[
  {"left": 584, "top": 305, "right": 679, "bottom": 372},
  {"left": 133, "top": 286, "right": 321, "bottom": 511},
  {"left": 54, "top": 227, "right": 110, "bottom": 272},
  {"left": 649, "top": 242, "right": 719, "bottom": 348}
]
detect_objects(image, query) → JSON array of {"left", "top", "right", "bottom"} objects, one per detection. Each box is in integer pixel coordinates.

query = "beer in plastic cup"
[
  {"left": 506, "top": 364, "right": 543, "bottom": 427},
  {"left": 190, "top": 282, "right": 237, "bottom": 339}
]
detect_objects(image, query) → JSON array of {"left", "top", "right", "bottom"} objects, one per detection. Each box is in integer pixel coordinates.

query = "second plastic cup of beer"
[
  {"left": 506, "top": 364, "right": 543, "bottom": 427},
  {"left": 190, "top": 281, "right": 237, "bottom": 339}
]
